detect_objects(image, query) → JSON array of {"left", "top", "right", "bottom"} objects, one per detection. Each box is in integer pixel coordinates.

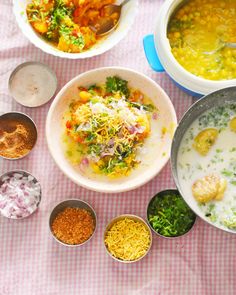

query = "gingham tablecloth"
[{"left": 1, "top": 1, "right": 236, "bottom": 294}]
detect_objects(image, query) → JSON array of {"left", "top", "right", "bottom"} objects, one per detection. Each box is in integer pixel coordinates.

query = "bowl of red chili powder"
[{"left": 49, "top": 199, "right": 97, "bottom": 247}]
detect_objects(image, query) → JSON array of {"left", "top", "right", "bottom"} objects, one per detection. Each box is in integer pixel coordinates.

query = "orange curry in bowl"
[{"left": 26, "top": 0, "right": 118, "bottom": 53}]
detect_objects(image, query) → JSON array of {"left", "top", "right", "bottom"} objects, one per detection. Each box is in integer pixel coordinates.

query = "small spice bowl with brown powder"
[
  {"left": 0, "top": 112, "right": 37, "bottom": 160},
  {"left": 49, "top": 199, "right": 97, "bottom": 247}
]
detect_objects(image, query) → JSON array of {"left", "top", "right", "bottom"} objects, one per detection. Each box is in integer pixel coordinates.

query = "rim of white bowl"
[
  {"left": 46, "top": 67, "right": 177, "bottom": 193},
  {"left": 154, "top": 0, "right": 236, "bottom": 95},
  {"left": 13, "top": 0, "right": 139, "bottom": 59}
]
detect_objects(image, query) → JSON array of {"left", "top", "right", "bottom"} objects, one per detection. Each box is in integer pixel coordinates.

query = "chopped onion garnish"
[{"left": 0, "top": 172, "right": 41, "bottom": 219}]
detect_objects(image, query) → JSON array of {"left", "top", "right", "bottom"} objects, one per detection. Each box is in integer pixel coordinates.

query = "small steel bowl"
[
  {"left": 104, "top": 214, "right": 152, "bottom": 263},
  {"left": 147, "top": 189, "right": 196, "bottom": 239},
  {"left": 49, "top": 199, "right": 97, "bottom": 247},
  {"left": 8, "top": 61, "right": 57, "bottom": 108},
  {"left": 0, "top": 112, "right": 37, "bottom": 160},
  {"left": 0, "top": 169, "right": 42, "bottom": 219}
]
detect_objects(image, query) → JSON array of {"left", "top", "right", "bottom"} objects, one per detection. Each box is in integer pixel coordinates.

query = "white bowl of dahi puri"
[
  {"left": 46, "top": 67, "right": 177, "bottom": 193},
  {"left": 171, "top": 87, "right": 236, "bottom": 234}
]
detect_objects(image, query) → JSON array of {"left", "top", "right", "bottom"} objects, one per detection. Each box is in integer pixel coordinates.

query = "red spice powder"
[{"left": 51, "top": 207, "right": 95, "bottom": 245}]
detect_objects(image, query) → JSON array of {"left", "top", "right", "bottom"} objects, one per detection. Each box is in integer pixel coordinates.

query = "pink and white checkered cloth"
[{"left": 1, "top": 1, "right": 236, "bottom": 294}]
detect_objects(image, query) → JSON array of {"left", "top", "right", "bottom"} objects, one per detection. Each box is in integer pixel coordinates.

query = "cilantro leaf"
[{"left": 105, "top": 76, "right": 130, "bottom": 98}]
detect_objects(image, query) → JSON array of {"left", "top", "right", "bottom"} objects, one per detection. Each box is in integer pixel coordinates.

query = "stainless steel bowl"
[
  {"left": 8, "top": 61, "right": 57, "bottom": 107},
  {"left": 147, "top": 189, "right": 196, "bottom": 239},
  {"left": 0, "top": 112, "right": 37, "bottom": 160},
  {"left": 49, "top": 199, "right": 97, "bottom": 247},
  {"left": 104, "top": 214, "right": 152, "bottom": 263},
  {"left": 0, "top": 169, "right": 41, "bottom": 219},
  {"left": 171, "top": 86, "right": 236, "bottom": 233}
]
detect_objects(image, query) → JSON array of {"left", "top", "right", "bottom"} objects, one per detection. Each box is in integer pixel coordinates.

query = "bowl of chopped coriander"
[
  {"left": 46, "top": 67, "right": 177, "bottom": 193},
  {"left": 147, "top": 189, "right": 196, "bottom": 238}
]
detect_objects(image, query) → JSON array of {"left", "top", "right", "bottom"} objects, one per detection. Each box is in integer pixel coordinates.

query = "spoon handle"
[
  {"left": 225, "top": 42, "right": 236, "bottom": 49},
  {"left": 121, "top": 0, "right": 132, "bottom": 6}
]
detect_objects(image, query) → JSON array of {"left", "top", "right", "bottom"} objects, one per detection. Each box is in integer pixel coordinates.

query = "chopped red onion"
[
  {"left": 128, "top": 125, "right": 136, "bottom": 134},
  {"left": 152, "top": 112, "right": 158, "bottom": 120},
  {"left": 0, "top": 172, "right": 41, "bottom": 219},
  {"left": 81, "top": 157, "right": 89, "bottom": 165},
  {"left": 79, "top": 157, "right": 89, "bottom": 173}
]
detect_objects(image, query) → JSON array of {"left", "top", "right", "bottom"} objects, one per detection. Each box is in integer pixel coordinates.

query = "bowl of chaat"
[
  {"left": 13, "top": 0, "right": 138, "bottom": 58},
  {"left": 46, "top": 67, "right": 177, "bottom": 193}
]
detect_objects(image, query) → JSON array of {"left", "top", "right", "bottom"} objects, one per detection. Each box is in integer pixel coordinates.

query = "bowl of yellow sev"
[
  {"left": 104, "top": 214, "right": 152, "bottom": 263},
  {"left": 13, "top": 0, "right": 138, "bottom": 59},
  {"left": 46, "top": 67, "right": 177, "bottom": 193}
]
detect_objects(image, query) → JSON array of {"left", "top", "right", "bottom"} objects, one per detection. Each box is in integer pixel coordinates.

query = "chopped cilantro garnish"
[
  {"left": 148, "top": 191, "right": 196, "bottom": 237},
  {"left": 105, "top": 76, "right": 130, "bottom": 98},
  {"left": 221, "top": 169, "right": 233, "bottom": 177},
  {"left": 59, "top": 25, "right": 85, "bottom": 48}
]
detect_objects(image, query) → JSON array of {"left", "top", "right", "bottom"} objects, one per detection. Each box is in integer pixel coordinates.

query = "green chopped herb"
[
  {"left": 221, "top": 169, "right": 233, "bottom": 177},
  {"left": 230, "top": 147, "right": 236, "bottom": 152},
  {"left": 148, "top": 191, "right": 196, "bottom": 237},
  {"left": 129, "top": 101, "right": 155, "bottom": 112},
  {"left": 59, "top": 25, "right": 85, "bottom": 48},
  {"left": 105, "top": 76, "right": 130, "bottom": 98}
]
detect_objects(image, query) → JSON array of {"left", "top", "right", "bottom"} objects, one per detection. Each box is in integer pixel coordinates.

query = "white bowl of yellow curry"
[
  {"left": 46, "top": 67, "right": 177, "bottom": 193},
  {"left": 13, "top": 0, "right": 138, "bottom": 58},
  {"left": 144, "top": 0, "right": 236, "bottom": 96}
]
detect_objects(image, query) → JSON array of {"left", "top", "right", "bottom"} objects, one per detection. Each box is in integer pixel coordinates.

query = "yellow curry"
[
  {"left": 26, "top": 0, "right": 117, "bottom": 53},
  {"left": 168, "top": 0, "right": 236, "bottom": 80}
]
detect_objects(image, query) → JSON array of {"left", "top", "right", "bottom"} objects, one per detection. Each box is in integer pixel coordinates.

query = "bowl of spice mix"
[
  {"left": 0, "top": 112, "right": 37, "bottom": 160},
  {"left": 147, "top": 189, "right": 196, "bottom": 238},
  {"left": 104, "top": 214, "right": 152, "bottom": 263},
  {"left": 49, "top": 199, "right": 97, "bottom": 247}
]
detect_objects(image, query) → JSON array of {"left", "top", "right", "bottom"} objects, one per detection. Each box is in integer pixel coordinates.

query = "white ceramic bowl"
[
  {"left": 13, "top": 0, "right": 138, "bottom": 59},
  {"left": 46, "top": 67, "right": 177, "bottom": 193},
  {"left": 144, "top": 0, "right": 236, "bottom": 96}
]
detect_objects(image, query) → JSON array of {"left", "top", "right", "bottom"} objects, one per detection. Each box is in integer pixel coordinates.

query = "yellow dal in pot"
[{"left": 168, "top": 0, "right": 236, "bottom": 80}]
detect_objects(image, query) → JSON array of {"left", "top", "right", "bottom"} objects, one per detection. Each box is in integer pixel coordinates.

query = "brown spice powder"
[
  {"left": 51, "top": 207, "right": 95, "bottom": 245},
  {"left": 0, "top": 117, "right": 37, "bottom": 159}
]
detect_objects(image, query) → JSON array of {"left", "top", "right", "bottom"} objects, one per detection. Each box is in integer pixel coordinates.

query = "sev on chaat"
[
  {"left": 26, "top": 0, "right": 116, "bottom": 53},
  {"left": 104, "top": 218, "right": 151, "bottom": 261},
  {"left": 62, "top": 76, "right": 156, "bottom": 178}
]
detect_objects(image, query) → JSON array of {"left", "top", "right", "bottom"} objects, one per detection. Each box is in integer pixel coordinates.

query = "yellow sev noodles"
[{"left": 104, "top": 218, "right": 151, "bottom": 261}]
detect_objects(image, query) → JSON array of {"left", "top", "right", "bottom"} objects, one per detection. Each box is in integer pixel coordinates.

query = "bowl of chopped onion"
[
  {"left": 0, "top": 170, "right": 41, "bottom": 219},
  {"left": 13, "top": 0, "right": 138, "bottom": 58},
  {"left": 46, "top": 67, "right": 177, "bottom": 193},
  {"left": 104, "top": 214, "right": 152, "bottom": 263}
]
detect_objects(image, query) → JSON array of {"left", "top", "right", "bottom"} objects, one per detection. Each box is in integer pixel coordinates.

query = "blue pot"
[{"left": 143, "top": 35, "right": 202, "bottom": 98}]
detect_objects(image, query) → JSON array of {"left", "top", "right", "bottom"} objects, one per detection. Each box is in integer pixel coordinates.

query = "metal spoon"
[
  {"left": 204, "top": 42, "right": 236, "bottom": 55},
  {"left": 90, "top": 0, "right": 132, "bottom": 36}
]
